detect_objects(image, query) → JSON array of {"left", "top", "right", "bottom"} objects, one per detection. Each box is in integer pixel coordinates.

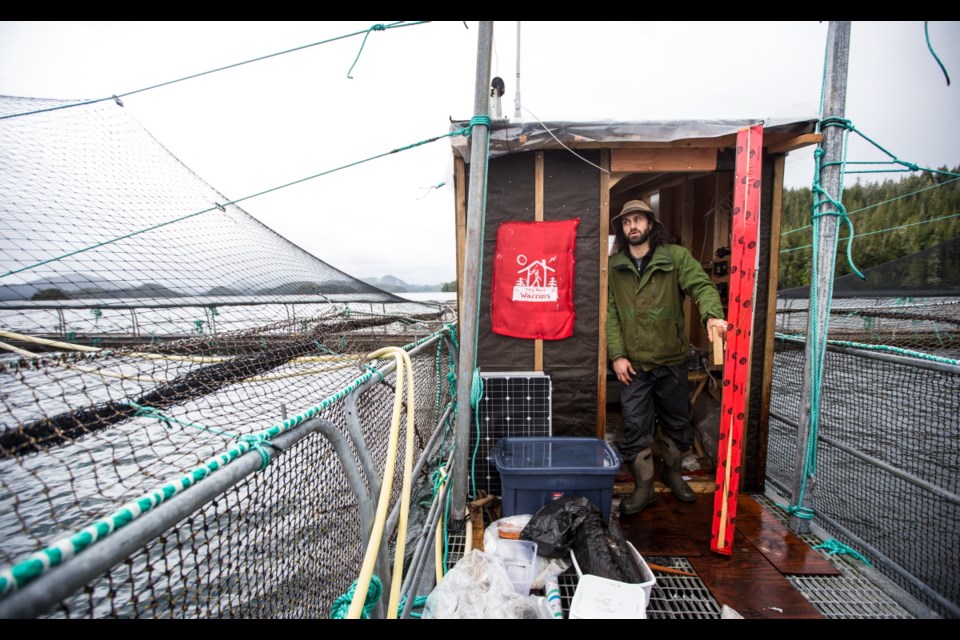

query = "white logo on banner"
[{"left": 512, "top": 254, "right": 558, "bottom": 302}]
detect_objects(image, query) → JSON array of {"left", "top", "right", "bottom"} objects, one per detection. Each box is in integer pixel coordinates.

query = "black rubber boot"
[
  {"left": 620, "top": 447, "right": 657, "bottom": 515},
  {"left": 659, "top": 434, "right": 696, "bottom": 502}
]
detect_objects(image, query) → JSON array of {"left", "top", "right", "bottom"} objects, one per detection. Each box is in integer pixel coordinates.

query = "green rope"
[
  {"left": 330, "top": 574, "right": 383, "bottom": 618},
  {"left": 811, "top": 119, "right": 865, "bottom": 281},
  {"left": 236, "top": 433, "right": 283, "bottom": 471},
  {"left": 124, "top": 401, "right": 236, "bottom": 438},
  {"left": 774, "top": 332, "right": 960, "bottom": 367},
  {"left": 468, "top": 369, "right": 485, "bottom": 499},
  {"left": 445, "top": 322, "right": 459, "bottom": 351},
  {"left": 347, "top": 23, "right": 386, "bottom": 78},
  {"left": 2, "top": 123, "right": 489, "bottom": 282},
  {"left": 312, "top": 340, "right": 340, "bottom": 356},
  {"left": 363, "top": 363, "right": 384, "bottom": 383},
  {"left": 777, "top": 501, "right": 815, "bottom": 520},
  {"left": 925, "top": 21, "right": 951, "bottom": 86},
  {"left": 398, "top": 593, "right": 429, "bottom": 618},
  {"left": 781, "top": 210, "right": 960, "bottom": 253},
  {"left": 781, "top": 175, "right": 960, "bottom": 238},
  {"left": 814, "top": 539, "right": 872, "bottom": 566},
  {"left": 1, "top": 22, "right": 431, "bottom": 122}
]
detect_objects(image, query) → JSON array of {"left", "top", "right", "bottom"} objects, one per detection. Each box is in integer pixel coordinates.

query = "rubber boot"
[
  {"left": 659, "top": 434, "right": 696, "bottom": 502},
  {"left": 620, "top": 447, "right": 657, "bottom": 515}
]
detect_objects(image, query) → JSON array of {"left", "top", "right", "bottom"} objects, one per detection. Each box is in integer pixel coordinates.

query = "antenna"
[{"left": 514, "top": 21, "right": 522, "bottom": 120}]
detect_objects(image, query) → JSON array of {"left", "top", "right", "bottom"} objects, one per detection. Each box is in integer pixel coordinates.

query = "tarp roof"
[{"left": 450, "top": 116, "right": 820, "bottom": 161}]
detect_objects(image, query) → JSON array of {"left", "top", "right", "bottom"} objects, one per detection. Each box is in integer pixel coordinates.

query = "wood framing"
[
  {"left": 534, "top": 151, "right": 545, "bottom": 371},
  {"left": 759, "top": 154, "right": 787, "bottom": 485},
  {"left": 611, "top": 148, "right": 717, "bottom": 173},
  {"left": 597, "top": 150, "right": 611, "bottom": 438}
]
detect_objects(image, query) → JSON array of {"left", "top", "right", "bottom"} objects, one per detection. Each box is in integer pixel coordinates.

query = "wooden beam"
[
  {"left": 597, "top": 150, "right": 611, "bottom": 438},
  {"left": 681, "top": 180, "right": 695, "bottom": 344},
  {"left": 534, "top": 151, "right": 544, "bottom": 372},
  {"left": 758, "top": 155, "right": 786, "bottom": 487},
  {"left": 612, "top": 148, "right": 717, "bottom": 173},
  {"left": 565, "top": 134, "right": 739, "bottom": 150},
  {"left": 766, "top": 133, "right": 823, "bottom": 155}
]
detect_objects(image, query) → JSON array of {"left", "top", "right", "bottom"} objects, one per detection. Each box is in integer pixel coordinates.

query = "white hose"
[{"left": 346, "top": 346, "right": 417, "bottom": 619}]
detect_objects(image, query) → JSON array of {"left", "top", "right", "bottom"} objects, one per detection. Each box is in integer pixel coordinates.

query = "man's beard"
[{"left": 627, "top": 229, "right": 650, "bottom": 245}]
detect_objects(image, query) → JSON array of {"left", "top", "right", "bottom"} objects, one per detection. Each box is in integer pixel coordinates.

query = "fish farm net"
[
  {"left": 770, "top": 297, "right": 960, "bottom": 618},
  {"left": 0, "top": 95, "right": 459, "bottom": 617}
]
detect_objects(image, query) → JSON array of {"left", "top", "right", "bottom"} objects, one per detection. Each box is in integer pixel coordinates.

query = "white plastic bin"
[
  {"left": 570, "top": 540, "right": 656, "bottom": 611},
  {"left": 493, "top": 539, "right": 538, "bottom": 596},
  {"left": 569, "top": 574, "right": 648, "bottom": 619}
]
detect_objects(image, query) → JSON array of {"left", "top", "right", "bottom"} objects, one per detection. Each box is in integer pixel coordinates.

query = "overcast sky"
[{"left": 1, "top": 21, "right": 958, "bottom": 285}]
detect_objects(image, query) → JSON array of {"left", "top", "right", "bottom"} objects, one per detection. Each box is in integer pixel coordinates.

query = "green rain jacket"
[{"left": 606, "top": 244, "right": 724, "bottom": 371}]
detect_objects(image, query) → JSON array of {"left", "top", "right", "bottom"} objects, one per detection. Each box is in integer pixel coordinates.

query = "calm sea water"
[{"left": 399, "top": 291, "right": 457, "bottom": 304}]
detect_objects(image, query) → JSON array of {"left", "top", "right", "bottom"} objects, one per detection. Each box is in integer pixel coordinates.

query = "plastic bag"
[
  {"left": 522, "top": 496, "right": 644, "bottom": 583},
  {"left": 484, "top": 515, "right": 570, "bottom": 589},
  {"left": 519, "top": 496, "right": 600, "bottom": 558},
  {"left": 421, "top": 550, "right": 553, "bottom": 619}
]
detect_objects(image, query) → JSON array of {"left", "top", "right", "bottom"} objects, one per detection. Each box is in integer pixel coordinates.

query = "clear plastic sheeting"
[
  {"left": 421, "top": 550, "right": 553, "bottom": 619},
  {"left": 449, "top": 117, "right": 819, "bottom": 161}
]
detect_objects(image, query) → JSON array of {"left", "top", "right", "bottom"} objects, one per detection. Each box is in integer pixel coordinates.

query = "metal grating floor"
[
  {"left": 442, "top": 493, "right": 917, "bottom": 619},
  {"left": 753, "top": 494, "right": 914, "bottom": 619}
]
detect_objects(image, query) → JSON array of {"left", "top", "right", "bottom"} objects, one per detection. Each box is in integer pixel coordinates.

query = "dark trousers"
[{"left": 619, "top": 362, "right": 692, "bottom": 463}]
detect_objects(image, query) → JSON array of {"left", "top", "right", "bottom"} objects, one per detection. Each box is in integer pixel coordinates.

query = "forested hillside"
[{"left": 778, "top": 166, "right": 960, "bottom": 289}]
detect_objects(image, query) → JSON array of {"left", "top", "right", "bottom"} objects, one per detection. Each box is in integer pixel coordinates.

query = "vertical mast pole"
[
  {"left": 789, "top": 21, "right": 850, "bottom": 534},
  {"left": 450, "top": 20, "right": 494, "bottom": 530},
  {"left": 514, "top": 21, "right": 522, "bottom": 119}
]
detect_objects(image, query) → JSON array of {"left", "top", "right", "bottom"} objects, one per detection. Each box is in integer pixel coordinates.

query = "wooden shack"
[{"left": 450, "top": 117, "right": 820, "bottom": 490}]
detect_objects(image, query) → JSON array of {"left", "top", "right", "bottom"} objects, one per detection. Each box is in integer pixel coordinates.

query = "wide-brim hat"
[{"left": 610, "top": 199, "right": 655, "bottom": 232}]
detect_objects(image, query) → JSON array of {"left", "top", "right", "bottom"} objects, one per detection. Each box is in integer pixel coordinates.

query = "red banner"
[{"left": 491, "top": 218, "right": 579, "bottom": 340}]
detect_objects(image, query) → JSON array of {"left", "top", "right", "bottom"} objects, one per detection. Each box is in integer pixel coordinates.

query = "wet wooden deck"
[
  {"left": 604, "top": 396, "right": 841, "bottom": 620},
  {"left": 617, "top": 488, "right": 841, "bottom": 619}
]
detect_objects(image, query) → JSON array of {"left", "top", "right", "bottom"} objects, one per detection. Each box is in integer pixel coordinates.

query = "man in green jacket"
[{"left": 606, "top": 199, "right": 727, "bottom": 515}]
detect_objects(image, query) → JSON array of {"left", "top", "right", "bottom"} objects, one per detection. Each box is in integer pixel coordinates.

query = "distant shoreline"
[{"left": 399, "top": 291, "right": 457, "bottom": 304}]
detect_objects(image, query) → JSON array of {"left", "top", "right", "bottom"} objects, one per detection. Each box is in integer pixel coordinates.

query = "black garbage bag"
[
  {"left": 520, "top": 496, "right": 646, "bottom": 583},
  {"left": 519, "top": 496, "right": 600, "bottom": 558}
]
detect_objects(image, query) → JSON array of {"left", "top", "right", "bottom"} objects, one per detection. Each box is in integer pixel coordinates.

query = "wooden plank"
[
  {"left": 758, "top": 155, "right": 787, "bottom": 486},
  {"left": 687, "top": 535, "right": 824, "bottom": 619},
  {"left": 735, "top": 496, "right": 841, "bottom": 576},
  {"left": 534, "top": 152, "right": 544, "bottom": 371},
  {"left": 618, "top": 492, "right": 707, "bottom": 557},
  {"left": 611, "top": 147, "right": 717, "bottom": 172},
  {"left": 681, "top": 180, "right": 695, "bottom": 342},
  {"left": 596, "top": 150, "right": 611, "bottom": 438},
  {"left": 766, "top": 132, "right": 823, "bottom": 155},
  {"left": 569, "top": 135, "right": 739, "bottom": 150}
]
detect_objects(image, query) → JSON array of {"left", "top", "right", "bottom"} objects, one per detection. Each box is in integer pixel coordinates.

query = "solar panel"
[{"left": 471, "top": 371, "right": 552, "bottom": 498}]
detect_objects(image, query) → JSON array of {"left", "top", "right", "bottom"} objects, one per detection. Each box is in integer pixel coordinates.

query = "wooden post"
[
  {"left": 596, "top": 151, "right": 611, "bottom": 438},
  {"left": 534, "top": 151, "right": 544, "bottom": 371}
]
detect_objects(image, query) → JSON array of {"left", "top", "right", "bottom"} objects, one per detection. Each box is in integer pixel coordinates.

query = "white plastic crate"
[
  {"left": 569, "top": 574, "right": 648, "bottom": 619},
  {"left": 570, "top": 540, "right": 656, "bottom": 609}
]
